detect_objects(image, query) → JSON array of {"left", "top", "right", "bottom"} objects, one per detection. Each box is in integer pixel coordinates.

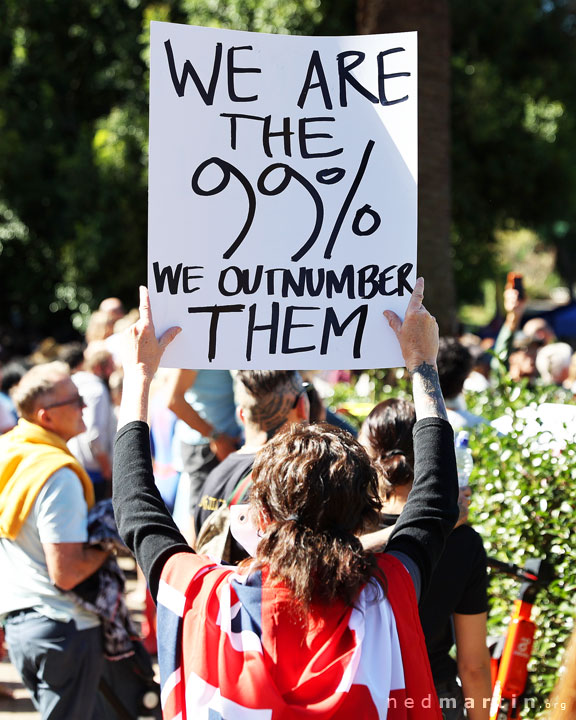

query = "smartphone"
[{"left": 506, "top": 272, "right": 525, "bottom": 300}]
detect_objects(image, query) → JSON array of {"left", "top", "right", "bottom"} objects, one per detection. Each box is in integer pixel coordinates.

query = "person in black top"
[
  {"left": 113, "top": 280, "right": 458, "bottom": 596},
  {"left": 112, "top": 279, "right": 459, "bottom": 716},
  {"left": 359, "top": 398, "right": 491, "bottom": 720},
  {"left": 419, "top": 524, "right": 489, "bottom": 718}
]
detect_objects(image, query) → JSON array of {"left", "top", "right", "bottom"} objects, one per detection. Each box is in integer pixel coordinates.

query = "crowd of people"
[{"left": 0, "top": 280, "right": 575, "bottom": 719}]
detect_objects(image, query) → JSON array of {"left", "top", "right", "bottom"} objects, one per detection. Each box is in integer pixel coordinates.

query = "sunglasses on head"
[{"left": 292, "top": 382, "right": 310, "bottom": 409}]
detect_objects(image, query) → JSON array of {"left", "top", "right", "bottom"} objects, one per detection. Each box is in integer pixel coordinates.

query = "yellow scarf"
[{"left": 0, "top": 418, "right": 94, "bottom": 540}]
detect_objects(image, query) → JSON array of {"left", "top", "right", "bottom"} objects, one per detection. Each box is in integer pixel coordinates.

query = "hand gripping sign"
[{"left": 148, "top": 21, "right": 417, "bottom": 369}]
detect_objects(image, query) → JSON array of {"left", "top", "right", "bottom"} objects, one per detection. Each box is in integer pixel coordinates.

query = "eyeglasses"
[{"left": 43, "top": 395, "right": 85, "bottom": 410}]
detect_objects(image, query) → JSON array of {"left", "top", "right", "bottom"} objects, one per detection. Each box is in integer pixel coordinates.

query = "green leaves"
[
  {"left": 0, "top": 0, "right": 330, "bottom": 339},
  {"left": 180, "top": 0, "right": 322, "bottom": 35},
  {"left": 452, "top": 0, "right": 576, "bottom": 303},
  {"left": 468, "top": 389, "right": 576, "bottom": 717},
  {"left": 329, "top": 374, "right": 576, "bottom": 717},
  {"left": 0, "top": 0, "right": 151, "bottom": 336}
]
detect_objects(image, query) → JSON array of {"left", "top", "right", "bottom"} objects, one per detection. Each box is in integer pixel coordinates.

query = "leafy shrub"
[
  {"left": 467, "top": 393, "right": 576, "bottom": 716},
  {"left": 329, "top": 373, "right": 576, "bottom": 717}
]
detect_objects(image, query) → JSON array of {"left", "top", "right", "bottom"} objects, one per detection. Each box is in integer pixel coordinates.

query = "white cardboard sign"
[{"left": 148, "top": 21, "right": 417, "bottom": 369}]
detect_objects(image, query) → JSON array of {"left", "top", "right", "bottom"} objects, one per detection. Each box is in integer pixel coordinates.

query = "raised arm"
[
  {"left": 383, "top": 278, "right": 459, "bottom": 590},
  {"left": 383, "top": 277, "right": 446, "bottom": 422},
  {"left": 491, "top": 287, "right": 526, "bottom": 374},
  {"left": 113, "top": 288, "right": 193, "bottom": 600},
  {"left": 165, "top": 368, "right": 237, "bottom": 461},
  {"left": 116, "top": 287, "right": 180, "bottom": 429}
]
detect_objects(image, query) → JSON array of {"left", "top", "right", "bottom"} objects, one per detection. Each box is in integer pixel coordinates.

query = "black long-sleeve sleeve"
[
  {"left": 113, "top": 417, "right": 458, "bottom": 603},
  {"left": 113, "top": 421, "right": 194, "bottom": 600},
  {"left": 386, "top": 417, "right": 459, "bottom": 594}
]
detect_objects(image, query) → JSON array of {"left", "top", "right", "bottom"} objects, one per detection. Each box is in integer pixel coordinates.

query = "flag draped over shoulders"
[{"left": 157, "top": 551, "right": 441, "bottom": 720}]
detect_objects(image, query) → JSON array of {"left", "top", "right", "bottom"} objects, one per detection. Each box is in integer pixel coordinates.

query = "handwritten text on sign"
[{"left": 148, "top": 22, "right": 417, "bottom": 369}]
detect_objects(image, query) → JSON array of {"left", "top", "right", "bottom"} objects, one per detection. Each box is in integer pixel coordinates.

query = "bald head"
[
  {"left": 99, "top": 297, "right": 125, "bottom": 323},
  {"left": 536, "top": 342, "right": 573, "bottom": 385},
  {"left": 523, "top": 317, "right": 555, "bottom": 346}
]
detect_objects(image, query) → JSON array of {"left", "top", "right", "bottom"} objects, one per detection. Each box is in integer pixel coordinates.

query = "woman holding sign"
[{"left": 113, "top": 279, "right": 458, "bottom": 719}]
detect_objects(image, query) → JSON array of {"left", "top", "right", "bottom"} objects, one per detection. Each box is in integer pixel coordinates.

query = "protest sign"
[{"left": 148, "top": 21, "right": 417, "bottom": 369}]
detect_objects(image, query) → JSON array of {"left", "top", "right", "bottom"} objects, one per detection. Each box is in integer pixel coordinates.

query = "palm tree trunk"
[{"left": 357, "top": 0, "right": 457, "bottom": 334}]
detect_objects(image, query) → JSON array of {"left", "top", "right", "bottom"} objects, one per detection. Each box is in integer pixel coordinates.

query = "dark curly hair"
[
  {"left": 249, "top": 422, "right": 383, "bottom": 610},
  {"left": 360, "top": 399, "right": 416, "bottom": 500}
]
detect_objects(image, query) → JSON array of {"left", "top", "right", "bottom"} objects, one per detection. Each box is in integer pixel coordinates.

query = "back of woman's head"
[
  {"left": 360, "top": 399, "right": 416, "bottom": 499},
  {"left": 250, "top": 422, "right": 382, "bottom": 609}
]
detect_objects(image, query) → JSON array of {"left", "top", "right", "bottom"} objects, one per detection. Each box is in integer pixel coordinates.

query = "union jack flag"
[{"left": 157, "top": 552, "right": 440, "bottom": 720}]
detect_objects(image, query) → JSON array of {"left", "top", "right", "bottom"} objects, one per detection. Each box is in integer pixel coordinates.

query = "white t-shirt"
[
  {"left": 68, "top": 371, "right": 116, "bottom": 473},
  {"left": 0, "top": 467, "right": 100, "bottom": 630},
  {"left": 445, "top": 395, "right": 487, "bottom": 431}
]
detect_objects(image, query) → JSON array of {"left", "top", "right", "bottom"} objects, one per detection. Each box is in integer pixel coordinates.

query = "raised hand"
[
  {"left": 121, "top": 286, "right": 181, "bottom": 380},
  {"left": 118, "top": 287, "right": 181, "bottom": 427},
  {"left": 383, "top": 277, "right": 439, "bottom": 372},
  {"left": 503, "top": 287, "right": 526, "bottom": 331},
  {"left": 384, "top": 278, "right": 447, "bottom": 421}
]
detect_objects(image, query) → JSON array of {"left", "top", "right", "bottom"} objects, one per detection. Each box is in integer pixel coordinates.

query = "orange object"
[
  {"left": 506, "top": 272, "right": 525, "bottom": 300},
  {"left": 490, "top": 600, "right": 535, "bottom": 720},
  {"left": 488, "top": 557, "right": 552, "bottom": 720}
]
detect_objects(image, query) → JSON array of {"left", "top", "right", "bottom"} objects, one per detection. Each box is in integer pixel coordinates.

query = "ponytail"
[
  {"left": 360, "top": 399, "right": 416, "bottom": 498},
  {"left": 373, "top": 449, "right": 414, "bottom": 499}
]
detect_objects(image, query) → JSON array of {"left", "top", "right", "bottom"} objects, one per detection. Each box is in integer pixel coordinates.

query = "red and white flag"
[{"left": 157, "top": 552, "right": 440, "bottom": 720}]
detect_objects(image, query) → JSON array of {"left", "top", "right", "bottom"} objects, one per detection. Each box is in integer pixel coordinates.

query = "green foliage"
[
  {"left": 469, "top": 418, "right": 576, "bottom": 715},
  {"left": 0, "top": 0, "right": 335, "bottom": 343},
  {"left": 0, "top": 0, "right": 153, "bottom": 338},
  {"left": 460, "top": 379, "right": 576, "bottom": 716},
  {"left": 329, "top": 372, "right": 576, "bottom": 715},
  {"left": 451, "top": 0, "right": 576, "bottom": 303},
  {"left": 464, "top": 374, "right": 576, "bottom": 717},
  {"left": 180, "top": 0, "right": 323, "bottom": 34}
]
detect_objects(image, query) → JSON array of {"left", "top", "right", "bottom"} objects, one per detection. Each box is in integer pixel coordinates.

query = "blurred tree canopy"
[
  {"left": 1, "top": 0, "right": 576, "bottom": 347},
  {"left": 0, "top": 0, "right": 327, "bottom": 350},
  {"left": 0, "top": 0, "right": 152, "bottom": 348},
  {"left": 451, "top": 0, "right": 576, "bottom": 303}
]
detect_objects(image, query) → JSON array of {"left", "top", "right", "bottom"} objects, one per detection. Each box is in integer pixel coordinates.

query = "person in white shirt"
[{"left": 0, "top": 362, "right": 109, "bottom": 719}]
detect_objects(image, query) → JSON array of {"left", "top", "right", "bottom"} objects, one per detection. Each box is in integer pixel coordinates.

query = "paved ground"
[
  {"left": 0, "top": 556, "right": 152, "bottom": 719},
  {"left": 0, "top": 654, "right": 36, "bottom": 718}
]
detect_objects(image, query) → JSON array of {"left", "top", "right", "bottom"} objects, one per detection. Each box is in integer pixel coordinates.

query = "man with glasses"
[{"left": 0, "top": 361, "right": 109, "bottom": 719}]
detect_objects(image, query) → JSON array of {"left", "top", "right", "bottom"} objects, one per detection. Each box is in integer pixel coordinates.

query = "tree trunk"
[{"left": 357, "top": 0, "right": 457, "bottom": 334}]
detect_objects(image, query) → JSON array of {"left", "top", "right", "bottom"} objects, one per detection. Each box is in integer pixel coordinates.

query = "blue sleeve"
[{"left": 35, "top": 467, "right": 88, "bottom": 544}]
